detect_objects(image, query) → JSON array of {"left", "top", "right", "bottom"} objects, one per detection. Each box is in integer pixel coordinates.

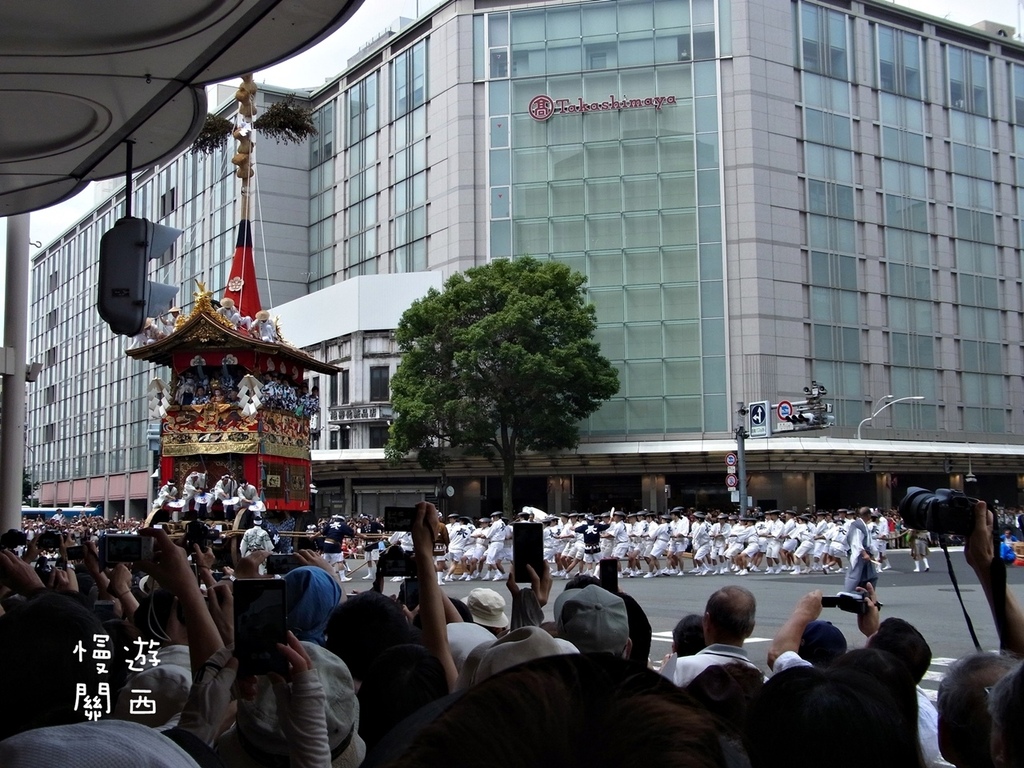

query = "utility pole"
[{"left": 735, "top": 402, "right": 748, "bottom": 512}]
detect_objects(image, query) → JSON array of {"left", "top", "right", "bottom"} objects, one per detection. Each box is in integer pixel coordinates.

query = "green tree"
[{"left": 386, "top": 257, "right": 619, "bottom": 514}]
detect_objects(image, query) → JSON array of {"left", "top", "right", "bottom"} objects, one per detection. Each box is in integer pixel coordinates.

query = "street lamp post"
[{"left": 856, "top": 395, "right": 925, "bottom": 440}]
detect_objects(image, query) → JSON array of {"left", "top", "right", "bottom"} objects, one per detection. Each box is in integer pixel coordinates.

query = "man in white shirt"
[
  {"left": 673, "top": 586, "right": 759, "bottom": 688},
  {"left": 690, "top": 512, "right": 712, "bottom": 575},
  {"left": 604, "top": 510, "right": 631, "bottom": 575},
  {"left": 874, "top": 510, "right": 892, "bottom": 571},
  {"left": 483, "top": 512, "right": 508, "bottom": 581}
]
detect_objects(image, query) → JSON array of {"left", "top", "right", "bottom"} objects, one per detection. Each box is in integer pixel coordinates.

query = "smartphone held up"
[
  {"left": 233, "top": 578, "right": 288, "bottom": 677},
  {"left": 512, "top": 522, "right": 543, "bottom": 583}
]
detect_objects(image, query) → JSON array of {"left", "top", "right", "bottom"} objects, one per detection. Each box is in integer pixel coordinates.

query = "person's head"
[
  {"left": 357, "top": 644, "right": 448, "bottom": 750},
  {"left": 554, "top": 584, "right": 631, "bottom": 656},
  {"left": 937, "top": 652, "right": 1020, "bottom": 768},
  {"left": 797, "top": 620, "right": 847, "bottom": 667},
  {"left": 383, "top": 654, "right": 732, "bottom": 768},
  {"left": 686, "top": 661, "right": 764, "bottom": 735},
  {"left": 563, "top": 572, "right": 601, "bottom": 591},
  {"left": 831, "top": 649, "right": 920, "bottom": 745},
  {"left": 461, "top": 588, "right": 509, "bottom": 635},
  {"left": 866, "top": 617, "right": 932, "bottom": 684},
  {"left": 858, "top": 506, "right": 872, "bottom": 520},
  {"left": 672, "top": 613, "right": 707, "bottom": 657},
  {"left": 285, "top": 566, "right": 342, "bottom": 646},
  {"left": 0, "top": 720, "right": 209, "bottom": 767},
  {"left": 456, "top": 625, "right": 578, "bottom": 689},
  {"left": 326, "top": 591, "right": 413, "bottom": 684},
  {"left": 0, "top": 592, "right": 108, "bottom": 740},
  {"left": 745, "top": 665, "right": 923, "bottom": 768},
  {"left": 703, "top": 586, "right": 756, "bottom": 646},
  {"left": 219, "top": 641, "right": 365, "bottom": 768},
  {"left": 987, "top": 659, "right": 1024, "bottom": 768}
]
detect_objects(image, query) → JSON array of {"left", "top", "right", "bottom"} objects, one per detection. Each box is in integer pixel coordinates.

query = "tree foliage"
[{"left": 386, "top": 257, "right": 619, "bottom": 514}]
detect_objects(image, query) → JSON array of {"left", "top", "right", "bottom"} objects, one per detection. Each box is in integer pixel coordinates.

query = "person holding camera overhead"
[{"left": 844, "top": 506, "right": 880, "bottom": 593}]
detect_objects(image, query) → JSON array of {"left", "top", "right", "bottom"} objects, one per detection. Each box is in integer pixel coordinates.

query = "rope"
[{"left": 250, "top": 153, "right": 274, "bottom": 310}]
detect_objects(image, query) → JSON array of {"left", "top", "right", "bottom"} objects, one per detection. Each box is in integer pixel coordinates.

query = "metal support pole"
[
  {"left": 1, "top": 213, "right": 31, "bottom": 534},
  {"left": 736, "top": 424, "right": 747, "bottom": 512}
]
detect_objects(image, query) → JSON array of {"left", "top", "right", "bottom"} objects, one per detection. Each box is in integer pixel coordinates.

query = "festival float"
[{"left": 125, "top": 75, "right": 336, "bottom": 528}]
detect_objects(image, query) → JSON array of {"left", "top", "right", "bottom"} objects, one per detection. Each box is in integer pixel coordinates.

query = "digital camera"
[
  {"left": 821, "top": 592, "right": 871, "bottom": 615},
  {"left": 35, "top": 530, "right": 63, "bottom": 550},
  {"left": 99, "top": 533, "right": 155, "bottom": 567},
  {"left": 378, "top": 545, "right": 415, "bottom": 578},
  {"left": 899, "top": 487, "right": 976, "bottom": 537}
]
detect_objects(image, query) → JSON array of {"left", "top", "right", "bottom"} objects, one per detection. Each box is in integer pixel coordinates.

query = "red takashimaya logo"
[
  {"left": 529, "top": 95, "right": 555, "bottom": 121},
  {"left": 529, "top": 93, "right": 677, "bottom": 121}
]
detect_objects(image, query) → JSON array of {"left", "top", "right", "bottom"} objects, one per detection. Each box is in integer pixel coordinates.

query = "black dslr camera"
[{"left": 899, "top": 487, "right": 976, "bottom": 537}]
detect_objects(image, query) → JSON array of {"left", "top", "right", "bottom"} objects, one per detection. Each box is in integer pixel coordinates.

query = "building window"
[
  {"left": 369, "top": 367, "right": 390, "bottom": 402},
  {"left": 311, "top": 99, "right": 335, "bottom": 166},
  {"left": 797, "top": 2, "right": 850, "bottom": 81},
  {"left": 393, "top": 39, "right": 428, "bottom": 118},
  {"left": 160, "top": 188, "right": 177, "bottom": 218},
  {"left": 43, "top": 424, "right": 55, "bottom": 442},
  {"left": 875, "top": 25, "right": 922, "bottom": 99},
  {"left": 345, "top": 75, "right": 378, "bottom": 279},
  {"left": 341, "top": 369, "right": 350, "bottom": 404},
  {"left": 368, "top": 425, "right": 389, "bottom": 449},
  {"left": 946, "top": 45, "right": 990, "bottom": 116},
  {"left": 45, "top": 347, "right": 57, "bottom": 367}
]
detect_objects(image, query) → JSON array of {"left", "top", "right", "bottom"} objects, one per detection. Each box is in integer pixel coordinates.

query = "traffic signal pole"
[{"left": 735, "top": 402, "right": 748, "bottom": 511}]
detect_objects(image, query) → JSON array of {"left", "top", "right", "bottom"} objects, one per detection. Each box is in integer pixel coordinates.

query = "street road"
[{"left": 372, "top": 547, "right": 1024, "bottom": 697}]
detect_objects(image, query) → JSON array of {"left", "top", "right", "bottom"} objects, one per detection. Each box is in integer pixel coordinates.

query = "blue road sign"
[{"left": 748, "top": 401, "right": 770, "bottom": 437}]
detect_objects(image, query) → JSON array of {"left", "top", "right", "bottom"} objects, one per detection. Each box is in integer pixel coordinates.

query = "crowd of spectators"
[{"left": 0, "top": 499, "right": 1020, "bottom": 768}]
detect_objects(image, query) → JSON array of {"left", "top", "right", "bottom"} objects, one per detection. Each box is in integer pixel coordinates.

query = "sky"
[{"left": 0, "top": 0, "right": 1020, "bottom": 324}]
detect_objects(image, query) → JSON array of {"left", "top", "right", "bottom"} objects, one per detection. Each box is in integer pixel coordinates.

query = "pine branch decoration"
[
  {"left": 190, "top": 114, "right": 233, "bottom": 155},
  {"left": 253, "top": 98, "right": 317, "bottom": 144}
]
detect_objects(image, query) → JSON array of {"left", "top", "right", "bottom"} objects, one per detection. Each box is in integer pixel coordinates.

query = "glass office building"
[{"left": 26, "top": 0, "right": 1024, "bottom": 517}]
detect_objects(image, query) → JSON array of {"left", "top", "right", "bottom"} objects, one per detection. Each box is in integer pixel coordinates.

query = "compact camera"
[
  {"left": 99, "top": 533, "right": 155, "bottom": 567},
  {"left": 378, "top": 545, "right": 416, "bottom": 578},
  {"left": 384, "top": 506, "right": 417, "bottom": 532},
  {"left": 899, "top": 487, "right": 976, "bottom": 537},
  {"left": 35, "top": 530, "right": 63, "bottom": 550}
]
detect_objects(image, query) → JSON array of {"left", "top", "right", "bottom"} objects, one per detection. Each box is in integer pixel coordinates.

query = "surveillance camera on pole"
[{"left": 97, "top": 217, "right": 181, "bottom": 336}]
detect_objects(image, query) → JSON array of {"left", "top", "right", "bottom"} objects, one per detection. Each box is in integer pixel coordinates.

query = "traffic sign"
[
  {"left": 727, "top": 466, "right": 737, "bottom": 475},
  {"left": 725, "top": 452, "right": 737, "bottom": 466},
  {"left": 748, "top": 401, "right": 770, "bottom": 438},
  {"left": 726, "top": 474, "right": 738, "bottom": 488},
  {"left": 777, "top": 400, "right": 793, "bottom": 420}
]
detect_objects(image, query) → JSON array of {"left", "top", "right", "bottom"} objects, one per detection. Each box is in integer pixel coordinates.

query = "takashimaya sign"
[{"left": 529, "top": 93, "right": 677, "bottom": 121}]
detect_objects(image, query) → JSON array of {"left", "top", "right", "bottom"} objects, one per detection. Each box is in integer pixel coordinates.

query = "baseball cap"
[
  {"left": 799, "top": 620, "right": 848, "bottom": 666},
  {"left": 461, "top": 588, "right": 509, "bottom": 630},
  {"left": 554, "top": 584, "right": 630, "bottom": 655}
]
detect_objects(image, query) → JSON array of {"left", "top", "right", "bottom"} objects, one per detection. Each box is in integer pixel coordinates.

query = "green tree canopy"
[{"left": 386, "top": 257, "right": 619, "bottom": 514}]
